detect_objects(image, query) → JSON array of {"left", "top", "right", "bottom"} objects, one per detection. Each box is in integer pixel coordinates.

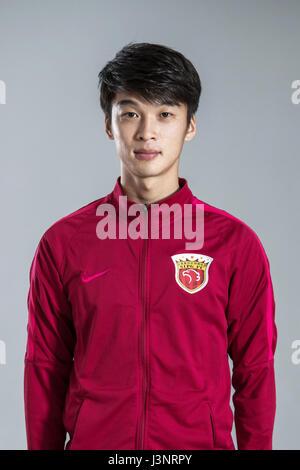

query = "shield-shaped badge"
[{"left": 171, "top": 253, "right": 214, "bottom": 294}]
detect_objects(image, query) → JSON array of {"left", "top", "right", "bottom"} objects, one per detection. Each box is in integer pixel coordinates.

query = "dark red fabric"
[{"left": 24, "top": 176, "right": 277, "bottom": 450}]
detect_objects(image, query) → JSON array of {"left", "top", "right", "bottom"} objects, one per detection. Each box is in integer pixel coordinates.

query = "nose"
[{"left": 136, "top": 115, "right": 157, "bottom": 141}]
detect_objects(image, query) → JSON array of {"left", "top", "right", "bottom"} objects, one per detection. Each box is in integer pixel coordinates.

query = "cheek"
[
  {"left": 118, "top": 126, "right": 135, "bottom": 146},
  {"left": 162, "top": 127, "right": 186, "bottom": 150},
  {"left": 113, "top": 132, "right": 131, "bottom": 154},
  {"left": 163, "top": 120, "right": 186, "bottom": 138}
]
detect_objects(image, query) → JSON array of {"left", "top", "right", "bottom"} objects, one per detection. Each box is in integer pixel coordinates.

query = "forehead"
[{"left": 112, "top": 90, "right": 184, "bottom": 109}]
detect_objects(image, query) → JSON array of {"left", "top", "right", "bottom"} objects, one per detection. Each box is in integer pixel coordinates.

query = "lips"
[{"left": 134, "top": 150, "right": 161, "bottom": 160}]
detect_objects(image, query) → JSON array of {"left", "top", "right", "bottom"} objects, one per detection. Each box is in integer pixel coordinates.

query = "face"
[{"left": 105, "top": 90, "right": 196, "bottom": 179}]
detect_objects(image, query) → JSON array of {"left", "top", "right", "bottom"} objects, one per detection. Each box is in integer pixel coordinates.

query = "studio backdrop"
[{"left": 0, "top": 0, "right": 299, "bottom": 450}]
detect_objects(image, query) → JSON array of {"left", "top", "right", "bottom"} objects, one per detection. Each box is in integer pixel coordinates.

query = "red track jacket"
[{"left": 24, "top": 176, "right": 277, "bottom": 450}]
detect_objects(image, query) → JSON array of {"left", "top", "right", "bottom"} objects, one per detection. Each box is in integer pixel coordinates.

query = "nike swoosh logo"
[{"left": 81, "top": 269, "right": 110, "bottom": 283}]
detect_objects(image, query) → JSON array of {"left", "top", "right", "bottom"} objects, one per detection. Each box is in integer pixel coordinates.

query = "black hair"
[{"left": 97, "top": 42, "right": 201, "bottom": 131}]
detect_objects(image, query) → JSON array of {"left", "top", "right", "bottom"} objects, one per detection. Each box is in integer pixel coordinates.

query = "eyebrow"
[
  {"left": 116, "top": 99, "right": 139, "bottom": 107},
  {"left": 116, "top": 99, "right": 181, "bottom": 108}
]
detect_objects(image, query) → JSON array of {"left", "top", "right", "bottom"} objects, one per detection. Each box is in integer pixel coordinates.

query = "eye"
[
  {"left": 121, "top": 111, "right": 173, "bottom": 119},
  {"left": 123, "top": 112, "right": 138, "bottom": 118}
]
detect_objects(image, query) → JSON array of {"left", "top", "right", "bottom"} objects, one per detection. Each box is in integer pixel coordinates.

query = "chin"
[{"left": 132, "top": 165, "right": 167, "bottom": 178}]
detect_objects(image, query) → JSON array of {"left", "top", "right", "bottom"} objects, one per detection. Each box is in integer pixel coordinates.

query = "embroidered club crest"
[{"left": 171, "top": 253, "right": 214, "bottom": 294}]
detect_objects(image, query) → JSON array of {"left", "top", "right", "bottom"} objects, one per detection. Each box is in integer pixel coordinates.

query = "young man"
[{"left": 24, "top": 42, "right": 277, "bottom": 450}]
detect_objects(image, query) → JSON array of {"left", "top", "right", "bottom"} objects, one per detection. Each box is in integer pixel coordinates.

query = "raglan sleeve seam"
[
  {"left": 48, "top": 213, "right": 89, "bottom": 288},
  {"left": 224, "top": 225, "right": 276, "bottom": 367}
]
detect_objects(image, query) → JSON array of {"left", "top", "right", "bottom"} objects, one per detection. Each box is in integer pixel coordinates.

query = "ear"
[
  {"left": 105, "top": 115, "right": 114, "bottom": 140},
  {"left": 184, "top": 114, "right": 196, "bottom": 142}
]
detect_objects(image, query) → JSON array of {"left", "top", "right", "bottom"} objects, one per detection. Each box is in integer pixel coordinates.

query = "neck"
[{"left": 120, "top": 168, "right": 180, "bottom": 206}]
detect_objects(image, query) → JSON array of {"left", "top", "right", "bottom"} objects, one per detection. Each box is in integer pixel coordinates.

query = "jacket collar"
[{"left": 109, "top": 175, "right": 195, "bottom": 215}]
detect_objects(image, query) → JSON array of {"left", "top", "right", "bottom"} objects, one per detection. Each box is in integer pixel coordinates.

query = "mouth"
[{"left": 134, "top": 150, "right": 161, "bottom": 161}]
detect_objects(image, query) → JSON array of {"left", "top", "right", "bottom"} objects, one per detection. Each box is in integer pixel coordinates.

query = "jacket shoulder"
[
  {"left": 195, "top": 197, "right": 263, "bottom": 250},
  {"left": 37, "top": 194, "right": 109, "bottom": 255}
]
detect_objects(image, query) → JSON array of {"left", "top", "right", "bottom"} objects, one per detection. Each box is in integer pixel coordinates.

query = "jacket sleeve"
[
  {"left": 226, "top": 229, "right": 277, "bottom": 450},
  {"left": 24, "top": 232, "right": 76, "bottom": 450}
]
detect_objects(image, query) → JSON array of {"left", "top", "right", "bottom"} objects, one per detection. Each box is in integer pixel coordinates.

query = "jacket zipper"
[{"left": 137, "top": 204, "right": 150, "bottom": 449}]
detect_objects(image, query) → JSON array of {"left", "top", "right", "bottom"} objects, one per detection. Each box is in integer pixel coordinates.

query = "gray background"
[{"left": 0, "top": 0, "right": 299, "bottom": 450}]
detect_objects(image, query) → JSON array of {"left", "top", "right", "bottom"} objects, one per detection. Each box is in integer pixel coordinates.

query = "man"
[{"left": 24, "top": 42, "right": 277, "bottom": 450}]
